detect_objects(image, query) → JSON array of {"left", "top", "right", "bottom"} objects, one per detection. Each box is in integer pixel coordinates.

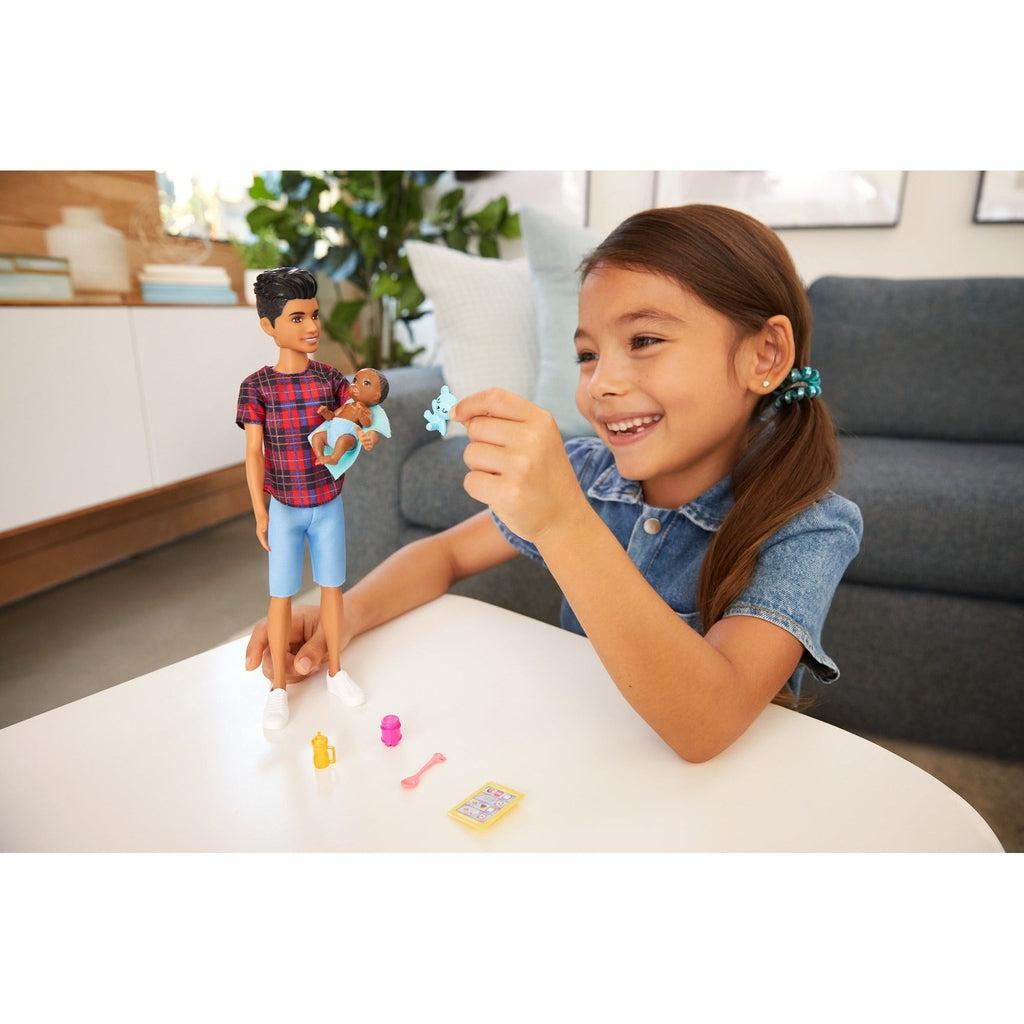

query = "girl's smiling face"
[{"left": 574, "top": 265, "right": 768, "bottom": 509}]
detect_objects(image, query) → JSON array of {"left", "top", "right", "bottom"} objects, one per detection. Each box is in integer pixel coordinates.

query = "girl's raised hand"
[{"left": 450, "top": 388, "right": 586, "bottom": 543}]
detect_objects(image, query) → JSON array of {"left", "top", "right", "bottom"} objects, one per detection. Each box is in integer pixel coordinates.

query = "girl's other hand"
[
  {"left": 245, "top": 604, "right": 347, "bottom": 684},
  {"left": 450, "top": 388, "right": 586, "bottom": 543}
]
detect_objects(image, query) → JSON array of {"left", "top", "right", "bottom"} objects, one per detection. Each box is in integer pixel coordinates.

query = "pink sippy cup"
[{"left": 380, "top": 715, "right": 402, "bottom": 747}]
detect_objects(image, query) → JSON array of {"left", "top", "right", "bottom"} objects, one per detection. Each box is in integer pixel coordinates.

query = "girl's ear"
[{"left": 750, "top": 315, "right": 795, "bottom": 391}]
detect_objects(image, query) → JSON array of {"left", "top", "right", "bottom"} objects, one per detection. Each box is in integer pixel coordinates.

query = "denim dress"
[{"left": 490, "top": 437, "right": 864, "bottom": 699}]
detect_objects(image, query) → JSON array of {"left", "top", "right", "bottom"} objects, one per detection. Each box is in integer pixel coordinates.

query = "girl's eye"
[
  {"left": 631, "top": 335, "right": 663, "bottom": 350},
  {"left": 576, "top": 336, "right": 663, "bottom": 363}
]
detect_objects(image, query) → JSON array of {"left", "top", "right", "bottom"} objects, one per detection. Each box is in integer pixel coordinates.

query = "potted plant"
[
  {"left": 246, "top": 171, "right": 520, "bottom": 368},
  {"left": 231, "top": 230, "right": 284, "bottom": 306}
]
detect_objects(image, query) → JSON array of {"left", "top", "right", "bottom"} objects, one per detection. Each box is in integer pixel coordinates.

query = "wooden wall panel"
[{"left": 0, "top": 171, "right": 247, "bottom": 300}]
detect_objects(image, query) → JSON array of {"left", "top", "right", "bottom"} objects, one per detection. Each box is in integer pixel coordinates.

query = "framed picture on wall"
[
  {"left": 654, "top": 171, "right": 907, "bottom": 229},
  {"left": 973, "top": 171, "right": 1024, "bottom": 224}
]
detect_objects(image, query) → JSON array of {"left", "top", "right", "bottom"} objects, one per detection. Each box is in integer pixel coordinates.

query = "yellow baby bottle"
[{"left": 311, "top": 732, "right": 336, "bottom": 770}]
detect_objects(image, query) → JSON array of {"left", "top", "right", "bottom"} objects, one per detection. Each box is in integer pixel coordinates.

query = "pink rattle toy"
[{"left": 380, "top": 715, "right": 402, "bottom": 747}]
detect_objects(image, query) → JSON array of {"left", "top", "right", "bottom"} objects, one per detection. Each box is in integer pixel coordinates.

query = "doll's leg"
[
  {"left": 263, "top": 499, "right": 307, "bottom": 728},
  {"left": 310, "top": 493, "right": 365, "bottom": 707},
  {"left": 320, "top": 586, "right": 343, "bottom": 676},
  {"left": 267, "top": 597, "right": 291, "bottom": 689},
  {"left": 320, "top": 434, "right": 357, "bottom": 466},
  {"left": 310, "top": 431, "right": 329, "bottom": 462}
]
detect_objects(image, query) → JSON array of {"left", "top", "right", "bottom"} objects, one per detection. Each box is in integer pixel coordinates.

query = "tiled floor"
[{"left": 1, "top": 515, "right": 1020, "bottom": 851}]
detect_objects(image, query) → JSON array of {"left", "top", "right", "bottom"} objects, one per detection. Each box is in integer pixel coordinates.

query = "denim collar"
[{"left": 586, "top": 459, "right": 734, "bottom": 533}]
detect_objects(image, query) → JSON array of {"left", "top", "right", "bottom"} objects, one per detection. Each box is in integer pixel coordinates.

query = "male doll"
[{"left": 236, "top": 267, "right": 380, "bottom": 729}]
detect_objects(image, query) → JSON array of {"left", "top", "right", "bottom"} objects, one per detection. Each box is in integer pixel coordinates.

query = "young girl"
[{"left": 245, "top": 204, "right": 863, "bottom": 762}]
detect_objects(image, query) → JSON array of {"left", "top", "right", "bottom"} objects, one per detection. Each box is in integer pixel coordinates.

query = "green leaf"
[
  {"left": 396, "top": 278, "right": 425, "bottom": 317},
  {"left": 327, "top": 298, "right": 365, "bottom": 334},
  {"left": 280, "top": 170, "right": 306, "bottom": 194},
  {"left": 371, "top": 273, "right": 403, "bottom": 299},
  {"left": 249, "top": 176, "right": 278, "bottom": 201},
  {"left": 444, "top": 226, "right": 469, "bottom": 251},
  {"left": 390, "top": 338, "right": 426, "bottom": 367},
  {"left": 499, "top": 212, "right": 521, "bottom": 239},
  {"left": 468, "top": 196, "right": 506, "bottom": 234},
  {"left": 247, "top": 205, "right": 282, "bottom": 233},
  {"left": 478, "top": 235, "right": 499, "bottom": 259},
  {"left": 432, "top": 188, "right": 464, "bottom": 225}
]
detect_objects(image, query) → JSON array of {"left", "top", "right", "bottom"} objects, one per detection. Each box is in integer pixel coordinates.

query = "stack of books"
[
  {"left": 0, "top": 254, "right": 74, "bottom": 302},
  {"left": 139, "top": 264, "right": 238, "bottom": 305}
]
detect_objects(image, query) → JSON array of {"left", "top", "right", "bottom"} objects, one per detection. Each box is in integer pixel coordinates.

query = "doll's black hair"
[{"left": 254, "top": 267, "right": 318, "bottom": 325}]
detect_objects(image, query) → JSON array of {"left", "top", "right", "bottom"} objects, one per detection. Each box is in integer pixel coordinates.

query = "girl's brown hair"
[{"left": 577, "top": 204, "right": 839, "bottom": 710}]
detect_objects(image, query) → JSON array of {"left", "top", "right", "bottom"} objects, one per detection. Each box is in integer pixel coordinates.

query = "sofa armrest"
[{"left": 341, "top": 364, "right": 445, "bottom": 585}]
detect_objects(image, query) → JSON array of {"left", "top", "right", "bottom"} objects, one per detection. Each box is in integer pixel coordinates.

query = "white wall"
[
  {"left": 409, "top": 170, "right": 1024, "bottom": 365},
  {"left": 588, "top": 170, "right": 1024, "bottom": 284}
]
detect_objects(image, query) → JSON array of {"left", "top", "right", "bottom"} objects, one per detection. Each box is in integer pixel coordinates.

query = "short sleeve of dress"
[
  {"left": 489, "top": 436, "right": 605, "bottom": 567},
  {"left": 236, "top": 372, "right": 265, "bottom": 429},
  {"left": 722, "top": 493, "right": 864, "bottom": 684}
]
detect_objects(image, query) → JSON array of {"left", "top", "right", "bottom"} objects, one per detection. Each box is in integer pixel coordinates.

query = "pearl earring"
[{"left": 762, "top": 380, "right": 770, "bottom": 387}]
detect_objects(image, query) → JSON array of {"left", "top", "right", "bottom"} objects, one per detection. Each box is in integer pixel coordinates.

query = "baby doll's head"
[
  {"left": 574, "top": 204, "right": 824, "bottom": 509},
  {"left": 254, "top": 267, "right": 320, "bottom": 356},
  {"left": 348, "top": 368, "right": 389, "bottom": 406}
]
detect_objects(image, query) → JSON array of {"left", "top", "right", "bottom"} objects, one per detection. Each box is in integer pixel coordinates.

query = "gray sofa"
[{"left": 342, "top": 277, "right": 1024, "bottom": 759}]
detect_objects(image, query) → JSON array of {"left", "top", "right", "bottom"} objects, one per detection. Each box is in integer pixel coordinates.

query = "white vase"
[{"left": 45, "top": 207, "right": 131, "bottom": 294}]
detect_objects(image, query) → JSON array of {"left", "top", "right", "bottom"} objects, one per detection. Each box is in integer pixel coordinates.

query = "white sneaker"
[
  {"left": 327, "top": 670, "right": 365, "bottom": 707},
  {"left": 263, "top": 688, "right": 289, "bottom": 729}
]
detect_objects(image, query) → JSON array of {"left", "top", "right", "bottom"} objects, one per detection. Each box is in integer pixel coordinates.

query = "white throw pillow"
[
  {"left": 520, "top": 206, "right": 602, "bottom": 438},
  {"left": 405, "top": 240, "right": 538, "bottom": 439}
]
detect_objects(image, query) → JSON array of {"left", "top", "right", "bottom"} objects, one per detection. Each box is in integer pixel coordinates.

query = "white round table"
[{"left": 0, "top": 595, "right": 1002, "bottom": 852}]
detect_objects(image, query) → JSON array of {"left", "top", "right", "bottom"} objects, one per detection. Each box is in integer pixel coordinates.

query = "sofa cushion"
[
  {"left": 401, "top": 436, "right": 483, "bottom": 530},
  {"left": 809, "top": 276, "right": 1024, "bottom": 443},
  {"left": 836, "top": 436, "right": 1024, "bottom": 600},
  {"left": 401, "top": 432, "right": 582, "bottom": 531},
  {"left": 403, "top": 432, "right": 1024, "bottom": 602}
]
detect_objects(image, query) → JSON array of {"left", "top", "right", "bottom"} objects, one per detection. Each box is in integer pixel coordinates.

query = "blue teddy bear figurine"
[{"left": 424, "top": 385, "right": 459, "bottom": 437}]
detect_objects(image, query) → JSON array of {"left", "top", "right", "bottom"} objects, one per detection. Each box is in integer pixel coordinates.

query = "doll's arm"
[
  {"left": 243, "top": 424, "right": 269, "bottom": 552},
  {"left": 357, "top": 405, "right": 391, "bottom": 452}
]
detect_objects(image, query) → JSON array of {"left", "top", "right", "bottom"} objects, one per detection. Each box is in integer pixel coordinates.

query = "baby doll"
[{"left": 309, "top": 367, "right": 391, "bottom": 478}]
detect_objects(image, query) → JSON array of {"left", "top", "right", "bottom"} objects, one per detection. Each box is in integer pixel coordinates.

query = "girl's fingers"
[
  {"left": 463, "top": 414, "right": 519, "bottom": 447},
  {"left": 450, "top": 388, "right": 532, "bottom": 424},
  {"left": 293, "top": 634, "right": 326, "bottom": 676},
  {"left": 463, "top": 470, "right": 501, "bottom": 507},
  {"left": 245, "top": 621, "right": 268, "bottom": 670},
  {"left": 463, "top": 440, "right": 509, "bottom": 476}
]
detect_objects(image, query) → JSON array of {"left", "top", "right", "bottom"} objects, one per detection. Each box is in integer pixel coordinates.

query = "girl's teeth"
[{"left": 608, "top": 415, "right": 661, "bottom": 433}]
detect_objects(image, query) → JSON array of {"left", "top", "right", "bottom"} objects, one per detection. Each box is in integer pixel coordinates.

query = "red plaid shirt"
[{"left": 236, "top": 360, "right": 350, "bottom": 507}]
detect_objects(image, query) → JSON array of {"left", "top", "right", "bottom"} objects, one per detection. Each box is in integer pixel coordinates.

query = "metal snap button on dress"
[{"left": 643, "top": 517, "right": 661, "bottom": 535}]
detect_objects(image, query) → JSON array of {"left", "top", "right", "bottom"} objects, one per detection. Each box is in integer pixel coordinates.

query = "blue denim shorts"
[{"left": 267, "top": 492, "right": 346, "bottom": 597}]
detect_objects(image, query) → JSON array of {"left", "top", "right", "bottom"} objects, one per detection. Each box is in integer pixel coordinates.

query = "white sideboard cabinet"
[{"left": 0, "top": 305, "right": 265, "bottom": 534}]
